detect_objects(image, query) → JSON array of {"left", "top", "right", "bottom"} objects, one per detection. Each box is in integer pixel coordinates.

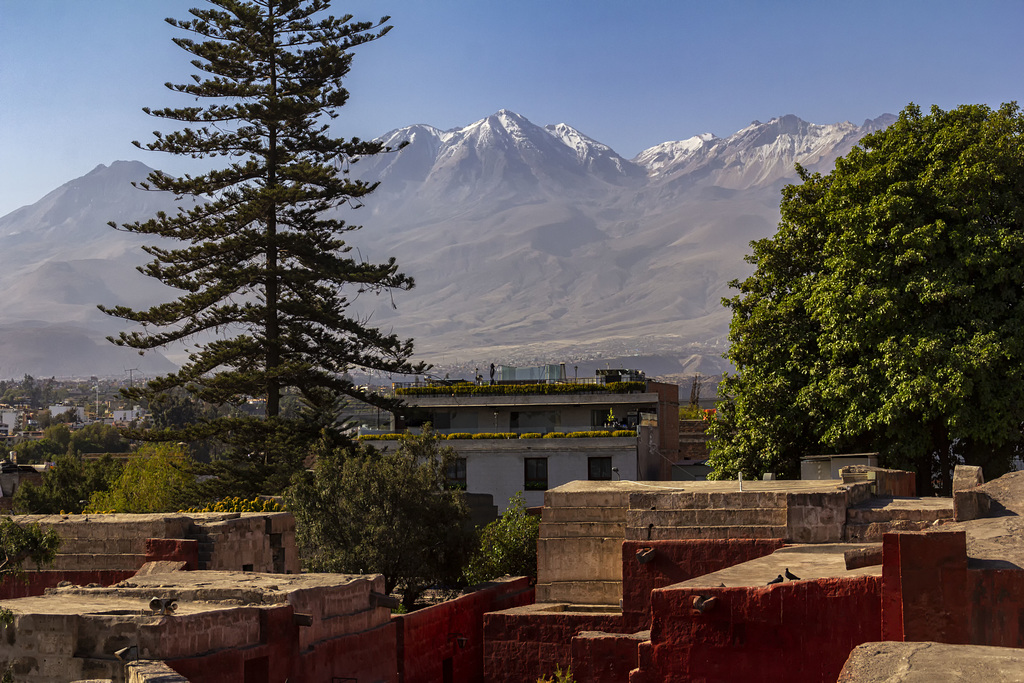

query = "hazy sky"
[{"left": 1, "top": 0, "right": 1021, "bottom": 216}]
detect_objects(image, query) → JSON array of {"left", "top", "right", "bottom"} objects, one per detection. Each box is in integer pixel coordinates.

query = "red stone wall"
[
  {"left": 882, "top": 529, "right": 1024, "bottom": 649},
  {"left": 621, "top": 539, "right": 785, "bottom": 629},
  {"left": 881, "top": 530, "right": 968, "bottom": 644},
  {"left": 571, "top": 630, "right": 647, "bottom": 683},
  {"left": 145, "top": 538, "right": 199, "bottom": 570},
  {"left": 395, "top": 578, "right": 534, "bottom": 683},
  {"left": 0, "top": 569, "right": 136, "bottom": 599},
  {"left": 484, "top": 608, "right": 627, "bottom": 683},
  {"left": 167, "top": 604, "right": 399, "bottom": 683},
  {"left": 637, "top": 575, "right": 882, "bottom": 683}
]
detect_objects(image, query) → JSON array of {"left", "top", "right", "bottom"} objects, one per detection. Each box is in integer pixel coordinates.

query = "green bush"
[
  {"left": 182, "top": 496, "right": 284, "bottom": 513},
  {"left": 538, "top": 665, "right": 575, "bottom": 683},
  {"left": 463, "top": 493, "right": 539, "bottom": 585},
  {"left": 541, "top": 432, "right": 566, "bottom": 439},
  {"left": 445, "top": 433, "right": 474, "bottom": 440},
  {"left": 471, "top": 432, "right": 517, "bottom": 439},
  {"left": 357, "top": 434, "right": 400, "bottom": 441},
  {"left": 520, "top": 433, "right": 543, "bottom": 439}
]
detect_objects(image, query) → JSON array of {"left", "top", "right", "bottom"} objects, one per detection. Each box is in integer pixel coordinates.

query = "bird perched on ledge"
[
  {"left": 785, "top": 568, "right": 801, "bottom": 581},
  {"left": 767, "top": 574, "right": 784, "bottom": 585}
]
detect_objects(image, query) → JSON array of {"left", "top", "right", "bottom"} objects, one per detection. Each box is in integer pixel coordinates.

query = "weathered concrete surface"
[
  {"left": 0, "top": 570, "right": 392, "bottom": 683},
  {"left": 954, "top": 465, "right": 991, "bottom": 522},
  {"left": 941, "top": 471, "right": 1024, "bottom": 570},
  {"left": 126, "top": 660, "right": 189, "bottom": 682},
  {"left": 845, "top": 497, "right": 953, "bottom": 542},
  {"left": 671, "top": 543, "right": 883, "bottom": 588},
  {"left": 838, "top": 641, "right": 1024, "bottom": 682},
  {"left": 537, "top": 479, "right": 876, "bottom": 604}
]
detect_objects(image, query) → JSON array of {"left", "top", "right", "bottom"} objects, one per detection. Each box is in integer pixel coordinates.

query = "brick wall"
[
  {"left": 881, "top": 530, "right": 969, "bottom": 644},
  {"left": 637, "top": 575, "right": 882, "bottom": 683},
  {"left": 570, "top": 630, "right": 648, "bottom": 683},
  {"left": 0, "top": 570, "right": 136, "bottom": 599},
  {"left": 395, "top": 577, "right": 533, "bottom": 683},
  {"left": 621, "top": 539, "right": 785, "bottom": 629},
  {"left": 484, "top": 606, "right": 627, "bottom": 683}
]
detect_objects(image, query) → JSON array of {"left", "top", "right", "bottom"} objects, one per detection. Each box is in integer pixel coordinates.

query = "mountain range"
[{"left": 0, "top": 110, "right": 895, "bottom": 380}]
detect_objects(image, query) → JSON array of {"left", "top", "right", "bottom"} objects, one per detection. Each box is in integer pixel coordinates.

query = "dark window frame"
[
  {"left": 446, "top": 457, "right": 467, "bottom": 490},
  {"left": 588, "top": 456, "right": 613, "bottom": 481},
  {"left": 524, "top": 457, "right": 548, "bottom": 491}
]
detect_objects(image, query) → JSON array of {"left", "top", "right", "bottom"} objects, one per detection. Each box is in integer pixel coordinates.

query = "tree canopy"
[
  {"left": 286, "top": 430, "right": 475, "bottom": 610},
  {"left": 100, "top": 0, "right": 423, "bottom": 487},
  {"left": 708, "top": 103, "right": 1024, "bottom": 493}
]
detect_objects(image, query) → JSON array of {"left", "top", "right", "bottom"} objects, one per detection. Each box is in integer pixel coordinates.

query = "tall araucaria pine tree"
[{"left": 100, "top": 0, "right": 423, "bottom": 487}]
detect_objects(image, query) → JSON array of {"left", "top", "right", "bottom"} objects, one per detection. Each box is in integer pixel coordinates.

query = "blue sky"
[{"left": 1, "top": 0, "right": 1021, "bottom": 216}]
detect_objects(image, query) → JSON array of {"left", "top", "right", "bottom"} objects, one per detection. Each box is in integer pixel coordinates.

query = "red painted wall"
[
  {"left": 395, "top": 578, "right": 533, "bottom": 683},
  {"left": 484, "top": 609, "right": 627, "bottom": 683},
  {"left": 621, "top": 539, "right": 785, "bottom": 629},
  {"left": 637, "top": 576, "right": 882, "bottom": 683},
  {"left": 145, "top": 538, "right": 199, "bottom": 570},
  {"left": 168, "top": 604, "right": 399, "bottom": 683},
  {"left": 881, "top": 530, "right": 968, "bottom": 644},
  {"left": 0, "top": 569, "right": 136, "bottom": 599},
  {"left": 967, "top": 568, "right": 1024, "bottom": 647},
  {"left": 571, "top": 631, "right": 646, "bottom": 683}
]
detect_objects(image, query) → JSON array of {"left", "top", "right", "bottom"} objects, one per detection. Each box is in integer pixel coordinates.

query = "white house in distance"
[
  {"left": 48, "top": 404, "right": 86, "bottom": 422},
  {"left": 365, "top": 365, "right": 679, "bottom": 512}
]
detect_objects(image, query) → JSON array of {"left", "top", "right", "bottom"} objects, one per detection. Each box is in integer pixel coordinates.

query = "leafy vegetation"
[
  {"left": 85, "top": 443, "right": 196, "bottom": 513},
  {"left": 12, "top": 453, "right": 123, "bottom": 515},
  {"left": 99, "top": 0, "right": 423, "bottom": 490},
  {"left": 463, "top": 493, "right": 540, "bottom": 586},
  {"left": 287, "top": 429, "right": 475, "bottom": 610},
  {"left": 709, "top": 102, "right": 1024, "bottom": 493}
]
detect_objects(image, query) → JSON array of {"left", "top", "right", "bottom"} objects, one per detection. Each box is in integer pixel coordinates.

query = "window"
[
  {"left": 446, "top": 457, "right": 467, "bottom": 490},
  {"left": 524, "top": 457, "right": 548, "bottom": 491},
  {"left": 589, "top": 457, "right": 613, "bottom": 481}
]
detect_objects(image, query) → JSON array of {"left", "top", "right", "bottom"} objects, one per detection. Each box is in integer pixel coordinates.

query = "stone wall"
[
  {"left": 537, "top": 480, "right": 875, "bottom": 606},
  {"left": 620, "top": 539, "right": 785, "bottom": 629},
  {"left": 394, "top": 577, "right": 533, "bottom": 683},
  {"left": 8, "top": 512, "right": 299, "bottom": 583},
  {"left": 631, "top": 575, "right": 882, "bottom": 683},
  {"left": 535, "top": 483, "right": 634, "bottom": 605},
  {"left": 483, "top": 604, "right": 627, "bottom": 683}
]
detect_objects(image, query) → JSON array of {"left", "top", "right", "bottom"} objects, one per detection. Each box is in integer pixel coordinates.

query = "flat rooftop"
[
  {"left": 5, "top": 570, "right": 378, "bottom": 616},
  {"left": 675, "top": 544, "right": 883, "bottom": 589},
  {"left": 551, "top": 479, "right": 855, "bottom": 495}
]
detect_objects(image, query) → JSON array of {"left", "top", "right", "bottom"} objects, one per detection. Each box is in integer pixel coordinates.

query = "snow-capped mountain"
[{"left": 0, "top": 111, "right": 893, "bottom": 378}]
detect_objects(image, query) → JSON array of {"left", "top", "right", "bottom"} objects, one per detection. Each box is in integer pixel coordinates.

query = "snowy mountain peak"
[{"left": 634, "top": 133, "right": 717, "bottom": 175}]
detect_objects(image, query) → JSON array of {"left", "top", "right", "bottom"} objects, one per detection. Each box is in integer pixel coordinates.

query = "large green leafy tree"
[
  {"left": 287, "top": 430, "right": 475, "bottom": 610},
  {"left": 100, "top": 0, "right": 422, "bottom": 488},
  {"left": 709, "top": 103, "right": 1024, "bottom": 494}
]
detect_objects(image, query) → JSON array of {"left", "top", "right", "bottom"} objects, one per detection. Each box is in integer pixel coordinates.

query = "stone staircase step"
[
  {"left": 844, "top": 520, "right": 937, "bottom": 543},
  {"left": 541, "top": 506, "right": 627, "bottom": 523},
  {"left": 626, "top": 507, "right": 787, "bottom": 527},
  {"left": 846, "top": 497, "right": 953, "bottom": 524},
  {"left": 624, "top": 524, "right": 789, "bottom": 541},
  {"left": 539, "top": 521, "right": 626, "bottom": 539}
]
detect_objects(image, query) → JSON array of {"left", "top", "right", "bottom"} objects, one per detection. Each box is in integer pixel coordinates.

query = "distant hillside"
[{"left": 0, "top": 112, "right": 894, "bottom": 379}]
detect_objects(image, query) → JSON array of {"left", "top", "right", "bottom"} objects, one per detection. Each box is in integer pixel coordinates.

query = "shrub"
[
  {"left": 612, "top": 430, "right": 636, "bottom": 437},
  {"left": 445, "top": 433, "right": 474, "bottom": 440},
  {"left": 463, "top": 493, "right": 539, "bottom": 585},
  {"left": 183, "top": 496, "right": 284, "bottom": 513},
  {"left": 520, "top": 433, "right": 543, "bottom": 439},
  {"left": 538, "top": 665, "right": 575, "bottom": 683},
  {"left": 471, "top": 432, "right": 517, "bottom": 439}
]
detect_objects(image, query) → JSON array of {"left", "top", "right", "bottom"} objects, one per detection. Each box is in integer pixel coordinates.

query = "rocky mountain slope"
[{"left": 0, "top": 112, "right": 894, "bottom": 378}]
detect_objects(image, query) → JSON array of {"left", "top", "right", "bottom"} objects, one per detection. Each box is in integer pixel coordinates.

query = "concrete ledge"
[{"left": 838, "top": 641, "right": 1024, "bottom": 682}]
